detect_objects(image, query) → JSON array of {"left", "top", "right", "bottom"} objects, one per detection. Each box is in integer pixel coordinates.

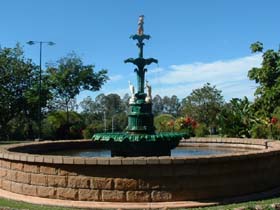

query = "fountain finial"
[{"left": 138, "top": 15, "right": 144, "bottom": 35}]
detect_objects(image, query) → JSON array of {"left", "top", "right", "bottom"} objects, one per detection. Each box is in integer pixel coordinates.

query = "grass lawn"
[
  {"left": 0, "top": 197, "right": 79, "bottom": 210},
  {"left": 1, "top": 196, "right": 280, "bottom": 210}
]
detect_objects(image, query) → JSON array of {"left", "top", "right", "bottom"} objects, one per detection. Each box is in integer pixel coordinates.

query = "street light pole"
[{"left": 27, "top": 41, "right": 55, "bottom": 140}]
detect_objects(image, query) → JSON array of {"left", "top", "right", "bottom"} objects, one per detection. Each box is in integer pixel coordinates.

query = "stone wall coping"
[{"left": 1, "top": 138, "right": 280, "bottom": 166}]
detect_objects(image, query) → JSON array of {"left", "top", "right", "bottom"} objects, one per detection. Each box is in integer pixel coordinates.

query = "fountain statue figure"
[{"left": 145, "top": 80, "right": 152, "bottom": 103}]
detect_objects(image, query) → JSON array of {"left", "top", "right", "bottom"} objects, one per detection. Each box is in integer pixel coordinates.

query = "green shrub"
[
  {"left": 194, "top": 123, "right": 209, "bottom": 137},
  {"left": 250, "top": 124, "right": 269, "bottom": 139},
  {"left": 82, "top": 123, "right": 103, "bottom": 139},
  {"left": 154, "top": 114, "right": 175, "bottom": 132},
  {"left": 42, "top": 111, "right": 85, "bottom": 140}
]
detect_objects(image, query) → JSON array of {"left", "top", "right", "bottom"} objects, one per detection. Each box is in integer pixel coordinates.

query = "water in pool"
[{"left": 47, "top": 146, "right": 250, "bottom": 157}]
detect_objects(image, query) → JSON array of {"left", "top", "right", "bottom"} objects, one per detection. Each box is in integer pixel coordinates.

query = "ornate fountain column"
[
  {"left": 92, "top": 16, "right": 186, "bottom": 157},
  {"left": 124, "top": 15, "right": 158, "bottom": 134}
]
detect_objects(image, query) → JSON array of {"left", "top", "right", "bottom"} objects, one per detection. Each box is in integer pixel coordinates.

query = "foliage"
[
  {"left": 42, "top": 111, "right": 85, "bottom": 140},
  {"left": 271, "top": 107, "right": 280, "bottom": 139},
  {"left": 181, "top": 83, "right": 224, "bottom": 133},
  {"left": 250, "top": 41, "right": 263, "bottom": 53},
  {"left": 80, "top": 94, "right": 128, "bottom": 129},
  {"left": 250, "top": 123, "right": 270, "bottom": 139},
  {"left": 154, "top": 114, "right": 175, "bottom": 132},
  {"left": 218, "top": 97, "right": 254, "bottom": 138},
  {"left": 152, "top": 94, "right": 164, "bottom": 116},
  {"left": 162, "top": 95, "right": 181, "bottom": 117},
  {"left": 174, "top": 116, "right": 197, "bottom": 136},
  {"left": 0, "top": 44, "right": 42, "bottom": 140},
  {"left": 46, "top": 53, "right": 108, "bottom": 137},
  {"left": 194, "top": 123, "right": 209, "bottom": 137},
  {"left": 248, "top": 42, "right": 280, "bottom": 117},
  {"left": 82, "top": 123, "right": 104, "bottom": 139}
]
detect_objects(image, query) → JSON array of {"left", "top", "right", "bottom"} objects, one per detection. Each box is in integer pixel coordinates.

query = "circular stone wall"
[{"left": 0, "top": 138, "right": 280, "bottom": 202}]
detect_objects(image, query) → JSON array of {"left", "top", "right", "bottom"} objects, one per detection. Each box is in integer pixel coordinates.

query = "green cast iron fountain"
[{"left": 92, "top": 16, "right": 187, "bottom": 156}]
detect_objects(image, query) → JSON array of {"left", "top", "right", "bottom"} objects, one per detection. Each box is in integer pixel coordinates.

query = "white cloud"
[
  {"left": 151, "top": 54, "right": 261, "bottom": 85},
  {"left": 147, "top": 67, "right": 164, "bottom": 75},
  {"left": 109, "top": 74, "right": 123, "bottom": 82},
  {"left": 149, "top": 54, "right": 262, "bottom": 101}
]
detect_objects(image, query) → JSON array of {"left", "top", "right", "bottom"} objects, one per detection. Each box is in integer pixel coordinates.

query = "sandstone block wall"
[{"left": 0, "top": 138, "right": 280, "bottom": 202}]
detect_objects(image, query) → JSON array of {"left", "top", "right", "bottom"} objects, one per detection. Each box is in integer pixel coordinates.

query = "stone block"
[
  {"left": 40, "top": 166, "right": 57, "bottom": 175},
  {"left": 57, "top": 188, "right": 78, "bottom": 200},
  {"left": 17, "top": 171, "right": 30, "bottom": 184},
  {"left": 97, "top": 158, "right": 109, "bottom": 165},
  {"left": 79, "top": 189, "right": 100, "bottom": 201},
  {"left": 6, "top": 170, "right": 17, "bottom": 181},
  {"left": 159, "top": 157, "right": 172, "bottom": 164},
  {"left": 27, "top": 155, "right": 35, "bottom": 162},
  {"left": 133, "top": 158, "right": 147, "bottom": 165},
  {"left": 11, "top": 182, "right": 23, "bottom": 194},
  {"left": 85, "top": 158, "right": 97, "bottom": 165},
  {"left": 2, "top": 180, "right": 11, "bottom": 191},
  {"left": 121, "top": 158, "right": 134, "bottom": 165},
  {"left": 22, "top": 184, "right": 37, "bottom": 196},
  {"left": 58, "top": 166, "right": 77, "bottom": 176},
  {"left": 74, "top": 158, "right": 85, "bottom": 165},
  {"left": 126, "top": 191, "right": 151, "bottom": 202},
  {"left": 63, "top": 157, "right": 74, "bottom": 164},
  {"left": 138, "top": 179, "right": 150, "bottom": 190},
  {"left": 31, "top": 174, "right": 47, "bottom": 186},
  {"left": 11, "top": 162, "right": 23, "bottom": 171},
  {"left": 34, "top": 156, "right": 44, "bottom": 163},
  {"left": 109, "top": 158, "right": 122, "bottom": 165},
  {"left": 68, "top": 176, "right": 91, "bottom": 189},
  {"left": 146, "top": 157, "right": 159, "bottom": 165},
  {"left": 43, "top": 156, "right": 53, "bottom": 163},
  {"left": 37, "top": 186, "right": 56, "bottom": 198},
  {"left": 0, "top": 169, "right": 7, "bottom": 178},
  {"left": 151, "top": 190, "right": 172, "bottom": 201},
  {"left": 53, "top": 156, "right": 63, "bottom": 164},
  {"left": 114, "top": 178, "right": 137, "bottom": 190},
  {"left": 20, "top": 154, "right": 27, "bottom": 162},
  {"left": 48, "top": 175, "right": 67, "bottom": 187},
  {"left": 91, "top": 177, "right": 113, "bottom": 190},
  {"left": 1, "top": 160, "right": 11, "bottom": 169},
  {"left": 23, "top": 164, "right": 38, "bottom": 173},
  {"left": 101, "top": 190, "right": 125, "bottom": 202}
]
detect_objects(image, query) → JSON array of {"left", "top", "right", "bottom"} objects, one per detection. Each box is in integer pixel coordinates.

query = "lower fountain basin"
[
  {"left": 92, "top": 132, "right": 186, "bottom": 156},
  {"left": 1, "top": 138, "right": 280, "bottom": 202}
]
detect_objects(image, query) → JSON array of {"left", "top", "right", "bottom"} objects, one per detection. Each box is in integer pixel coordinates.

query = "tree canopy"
[
  {"left": 248, "top": 42, "right": 280, "bottom": 117},
  {"left": 181, "top": 83, "right": 224, "bottom": 133}
]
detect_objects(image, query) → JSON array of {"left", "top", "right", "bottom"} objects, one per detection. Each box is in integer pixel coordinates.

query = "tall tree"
[
  {"left": 0, "top": 44, "right": 41, "bottom": 140},
  {"left": 47, "top": 53, "right": 108, "bottom": 137},
  {"left": 152, "top": 95, "right": 163, "bottom": 116},
  {"left": 181, "top": 83, "right": 224, "bottom": 133},
  {"left": 248, "top": 42, "right": 280, "bottom": 117},
  {"left": 162, "top": 95, "right": 181, "bottom": 116}
]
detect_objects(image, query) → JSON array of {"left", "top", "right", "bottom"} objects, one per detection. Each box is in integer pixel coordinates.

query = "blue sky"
[{"left": 1, "top": 0, "right": 280, "bottom": 103}]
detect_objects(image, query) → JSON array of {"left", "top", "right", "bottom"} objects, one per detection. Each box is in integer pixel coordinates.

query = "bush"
[
  {"left": 82, "top": 123, "right": 104, "bottom": 139},
  {"left": 194, "top": 123, "right": 209, "bottom": 137},
  {"left": 250, "top": 123, "right": 269, "bottom": 139},
  {"left": 42, "top": 111, "right": 85, "bottom": 140},
  {"left": 154, "top": 114, "right": 175, "bottom": 132},
  {"left": 174, "top": 116, "right": 197, "bottom": 137}
]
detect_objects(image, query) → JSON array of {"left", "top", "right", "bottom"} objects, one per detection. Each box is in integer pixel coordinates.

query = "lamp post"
[{"left": 26, "top": 41, "right": 55, "bottom": 140}]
